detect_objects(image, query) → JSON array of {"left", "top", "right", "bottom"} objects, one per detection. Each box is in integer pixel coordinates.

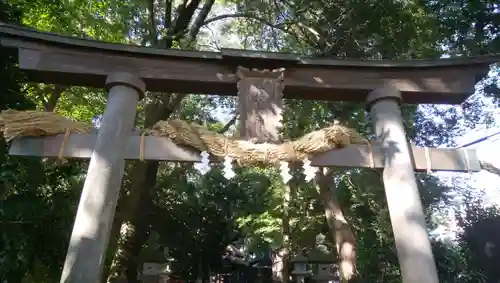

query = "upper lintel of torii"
[{"left": 1, "top": 22, "right": 499, "bottom": 104}]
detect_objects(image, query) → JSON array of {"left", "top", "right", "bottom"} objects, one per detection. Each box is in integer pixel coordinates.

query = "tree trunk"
[
  {"left": 480, "top": 160, "right": 500, "bottom": 176},
  {"left": 122, "top": 162, "right": 159, "bottom": 283},
  {"left": 43, "top": 85, "right": 67, "bottom": 112},
  {"left": 272, "top": 183, "right": 291, "bottom": 283},
  {"left": 316, "top": 170, "right": 357, "bottom": 282}
]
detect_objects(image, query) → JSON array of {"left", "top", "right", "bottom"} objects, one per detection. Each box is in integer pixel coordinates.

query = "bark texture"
[{"left": 316, "top": 170, "right": 357, "bottom": 282}]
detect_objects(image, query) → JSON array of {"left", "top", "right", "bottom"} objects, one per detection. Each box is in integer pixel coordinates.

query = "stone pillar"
[
  {"left": 60, "top": 72, "right": 145, "bottom": 283},
  {"left": 366, "top": 85, "right": 439, "bottom": 283}
]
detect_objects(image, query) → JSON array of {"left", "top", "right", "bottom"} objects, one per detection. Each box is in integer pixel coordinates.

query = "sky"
[
  {"left": 429, "top": 122, "right": 500, "bottom": 241},
  {"left": 454, "top": 122, "right": 500, "bottom": 206},
  {"left": 428, "top": 71, "right": 500, "bottom": 208}
]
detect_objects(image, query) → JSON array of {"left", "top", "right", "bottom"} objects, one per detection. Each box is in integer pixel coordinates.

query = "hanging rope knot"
[
  {"left": 57, "top": 128, "right": 72, "bottom": 164},
  {"left": 140, "top": 132, "right": 146, "bottom": 162},
  {"left": 463, "top": 148, "right": 472, "bottom": 173},
  {"left": 263, "top": 147, "right": 268, "bottom": 164},
  {"left": 366, "top": 141, "right": 375, "bottom": 168},
  {"left": 425, "top": 147, "right": 432, "bottom": 174}
]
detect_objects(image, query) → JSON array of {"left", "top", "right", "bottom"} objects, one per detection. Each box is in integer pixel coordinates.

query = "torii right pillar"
[{"left": 367, "top": 85, "right": 440, "bottom": 283}]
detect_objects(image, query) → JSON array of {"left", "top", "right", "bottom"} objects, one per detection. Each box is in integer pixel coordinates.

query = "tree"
[{"left": 0, "top": 2, "right": 87, "bottom": 283}]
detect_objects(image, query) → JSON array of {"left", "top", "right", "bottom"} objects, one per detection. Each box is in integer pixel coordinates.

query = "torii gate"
[{"left": 0, "top": 23, "right": 497, "bottom": 283}]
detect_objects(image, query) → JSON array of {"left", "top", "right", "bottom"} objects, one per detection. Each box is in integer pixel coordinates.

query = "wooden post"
[
  {"left": 60, "top": 72, "right": 145, "bottom": 283},
  {"left": 367, "top": 85, "right": 439, "bottom": 283},
  {"left": 236, "top": 66, "right": 289, "bottom": 283},
  {"left": 236, "top": 66, "right": 285, "bottom": 143}
]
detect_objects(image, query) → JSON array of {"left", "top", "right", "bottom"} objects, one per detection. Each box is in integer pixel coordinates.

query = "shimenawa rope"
[{"left": 0, "top": 110, "right": 368, "bottom": 166}]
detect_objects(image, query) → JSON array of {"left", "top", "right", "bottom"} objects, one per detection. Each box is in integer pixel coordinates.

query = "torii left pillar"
[{"left": 60, "top": 72, "right": 145, "bottom": 283}]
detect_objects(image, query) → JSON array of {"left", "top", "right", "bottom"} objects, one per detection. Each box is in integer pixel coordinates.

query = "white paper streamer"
[
  {"left": 194, "top": 151, "right": 211, "bottom": 175},
  {"left": 279, "top": 161, "right": 292, "bottom": 184},
  {"left": 302, "top": 158, "right": 318, "bottom": 182},
  {"left": 222, "top": 155, "right": 235, "bottom": 179}
]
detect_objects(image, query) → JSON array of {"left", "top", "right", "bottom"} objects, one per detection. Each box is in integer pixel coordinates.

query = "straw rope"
[
  {"left": 0, "top": 110, "right": 369, "bottom": 166},
  {"left": 146, "top": 119, "right": 368, "bottom": 166},
  {"left": 0, "top": 110, "right": 91, "bottom": 142}
]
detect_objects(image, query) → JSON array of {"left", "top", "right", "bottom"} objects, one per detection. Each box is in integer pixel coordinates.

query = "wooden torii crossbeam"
[
  {"left": 8, "top": 133, "right": 481, "bottom": 172},
  {"left": 1, "top": 22, "right": 498, "bottom": 283},
  {"left": 0, "top": 23, "right": 497, "bottom": 104}
]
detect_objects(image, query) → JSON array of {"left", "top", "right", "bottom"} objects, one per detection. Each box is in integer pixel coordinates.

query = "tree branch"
[
  {"left": 173, "top": 0, "right": 201, "bottom": 34},
  {"left": 165, "top": 0, "right": 201, "bottom": 48},
  {"left": 148, "top": 0, "right": 158, "bottom": 46},
  {"left": 187, "top": 0, "right": 216, "bottom": 42},
  {"left": 480, "top": 160, "right": 500, "bottom": 176},
  {"left": 212, "top": 14, "right": 314, "bottom": 38},
  {"left": 169, "top": 13, "right": 316, "bottom": 49},
  {"left": 202, "top": 13, "right": 287, "bottom": 31},
  {"left": 218, "top": 115, "right": 238, "bottom": 134},
  {"left": 36, "top": 93, "right": 48, "bottom": 108},
  {"left": 166, "top": 93, "right": 187, "bottom": 117},
  {"left": 315, "top": 170, "right": 357, "bottom": 282},
  {"left": 145, "top": 93, "right": 187, "bottom": 126},
  {"left": 165, "top": 0, "right": 172, "bottom": 29},
  {"left": 44, "top": 85, "right": 68, "bottom": 112}
]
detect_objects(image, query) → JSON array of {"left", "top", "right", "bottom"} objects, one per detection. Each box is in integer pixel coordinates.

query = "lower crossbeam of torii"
[
  {"left": 9, "top": 132, "right": 480, "bottom": 173},
  {"left": 1, "top": 22, "right": 497, "bottom": 283}
]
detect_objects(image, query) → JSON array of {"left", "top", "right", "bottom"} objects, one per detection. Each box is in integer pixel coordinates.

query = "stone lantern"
[
  {"left": 140, "top": 247, "right": 176, "bottom": 283},
  {"left": 308, "top": 249, "right": 337, "bottom": 283},
  {"left": 291, "top": 249, "right": 338, "bottom": 283},
  {"left": 252, "top": 252, "right": 273, "bottom": 283},
  {"left": 291, "top": 252, "right": 309, "bottom": 283}
]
